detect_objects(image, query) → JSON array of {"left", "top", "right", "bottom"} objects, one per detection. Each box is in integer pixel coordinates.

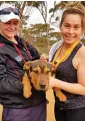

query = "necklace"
[{"left": 52, "top": 41, "right": 79, "bottom": 69}]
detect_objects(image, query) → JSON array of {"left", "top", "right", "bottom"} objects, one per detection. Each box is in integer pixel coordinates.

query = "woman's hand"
[
  {"left": 40, "top": 53, "right": 48, "bottom": 62},
  {"left": 49, "top": 76, "right": 58, "bottom": 88}
]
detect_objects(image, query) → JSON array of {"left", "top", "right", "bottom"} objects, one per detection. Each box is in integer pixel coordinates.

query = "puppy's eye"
[
  {"left": 44, "top": 67, "right": 50, "bottom": 74},
  {"left": 32, "top": 66, "right": 41, "bottom": 74}
]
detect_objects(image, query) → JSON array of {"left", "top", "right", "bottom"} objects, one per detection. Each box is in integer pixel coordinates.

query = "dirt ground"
[{"left": 0, "top": 89, "right": 55, "bottom": 121}]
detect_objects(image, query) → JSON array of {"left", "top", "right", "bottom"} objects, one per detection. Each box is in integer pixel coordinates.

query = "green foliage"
[
  {"left": 22, "top": 23, "right": 61, "bottom": 55},
  {"left": 49, "top": 8, "right": 55, "bottom": 13},
  {"left": 49, "top": 1, "right": 85, "bottom": 28}
]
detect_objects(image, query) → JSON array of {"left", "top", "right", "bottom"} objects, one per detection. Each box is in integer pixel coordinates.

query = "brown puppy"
[
  {"left": 22, "top": 60, "right": 54, "bottom": 98},
  {"left": 22, "top": 60, "right": 66, "bottom": 101}
]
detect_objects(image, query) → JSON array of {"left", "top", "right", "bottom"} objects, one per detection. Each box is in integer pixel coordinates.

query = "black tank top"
[{"left": 55, "top": 43, "right": 85, "bottom": 110}]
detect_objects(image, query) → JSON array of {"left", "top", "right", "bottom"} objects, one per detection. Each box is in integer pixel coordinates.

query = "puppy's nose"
[{"left": 40, "top": 84, "right": 46, "bottom": 89}]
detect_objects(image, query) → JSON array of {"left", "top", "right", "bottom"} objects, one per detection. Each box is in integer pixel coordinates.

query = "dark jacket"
[{"left": 0, "top": 34, "right": 46, "bottom": 108}]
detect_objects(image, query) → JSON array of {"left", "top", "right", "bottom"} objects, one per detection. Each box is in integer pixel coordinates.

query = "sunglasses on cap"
[{"left": 0, "top": 7, "right": 19, "bottom": 15}]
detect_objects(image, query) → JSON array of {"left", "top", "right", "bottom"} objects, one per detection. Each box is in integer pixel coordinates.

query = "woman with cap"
[
  {"left": 49, "top": 3, "right": 85, "bottom": 121},
  {"left": 0, "top": 3, "right": 46, "bottom": 121}
]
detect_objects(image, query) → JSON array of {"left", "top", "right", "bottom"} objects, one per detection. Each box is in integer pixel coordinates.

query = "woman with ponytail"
[{"left": 49, "top": 3, "right": 85, "bottom": 121}]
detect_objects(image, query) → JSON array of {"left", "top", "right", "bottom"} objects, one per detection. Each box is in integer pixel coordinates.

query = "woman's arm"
[
  {"left": 0, "top": 54, "right": 23, "bottom": 94},
  {"left": 50, "top": 77, "right": 85, "bottom": 95},
  {"left": 49, "top": 46, "right": 85, "bottom": 95}
]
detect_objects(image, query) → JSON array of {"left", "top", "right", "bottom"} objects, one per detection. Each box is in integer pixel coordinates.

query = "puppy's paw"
[{"left": 54, "top": 88, "right": 67, "bottom": 102}]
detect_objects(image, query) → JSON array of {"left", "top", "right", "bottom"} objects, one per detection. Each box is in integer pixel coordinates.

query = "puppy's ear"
[
  {"left": 22, "top": 72, "right": 32, "bottom": 98},
  {"left": 52, "top": 65, "right": 56, "bottom": 72},
  {"left": 51, "top": 65, "right": 56, "bottom": 76},
  {"left": 23, "top": 61, "right": 31, "bottom": 70}
]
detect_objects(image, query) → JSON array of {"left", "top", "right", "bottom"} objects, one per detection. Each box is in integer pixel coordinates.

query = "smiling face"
[
  {"left": 60, "top": 14, "right": 83, "bottom": 45},
  {"left": 0, "top": 19, "right": 20, "bottom": 40}
]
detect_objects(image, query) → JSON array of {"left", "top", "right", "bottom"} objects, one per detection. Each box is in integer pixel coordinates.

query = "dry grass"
[{"left": 0, "top": 89, "right": 55, "bottom": 121}]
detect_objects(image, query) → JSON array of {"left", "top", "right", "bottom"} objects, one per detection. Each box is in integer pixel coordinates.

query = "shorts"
[{"left": 2, "top": 102, "right": 46, "bottom": 121}]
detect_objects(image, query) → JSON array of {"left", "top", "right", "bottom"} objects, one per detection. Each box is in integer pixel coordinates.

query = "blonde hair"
[{"left": 60, "top": 2, "right": 85, "bottom": 31}]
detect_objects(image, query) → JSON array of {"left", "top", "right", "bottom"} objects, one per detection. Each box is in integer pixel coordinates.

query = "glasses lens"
[{"left": 0, "top": 7, "right": 19, "bottom": 15}]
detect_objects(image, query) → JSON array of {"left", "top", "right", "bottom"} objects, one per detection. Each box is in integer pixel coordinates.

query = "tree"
[
  {"left": 0, "top": 1, "right": 47, "bottom": 25},
  {"left": 22, "top": 23, "right": 60, "bottom": 54},
  {"left": 49, "top": 1, "right": 85, "bottom": 28},
  {"left": 31, "top": 1, "right": 47, "bottom": 23}
]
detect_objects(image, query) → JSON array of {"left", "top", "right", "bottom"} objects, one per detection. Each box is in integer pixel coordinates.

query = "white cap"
[{"left": 0, "top": 3, "right": 20, "bottom": 23}]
